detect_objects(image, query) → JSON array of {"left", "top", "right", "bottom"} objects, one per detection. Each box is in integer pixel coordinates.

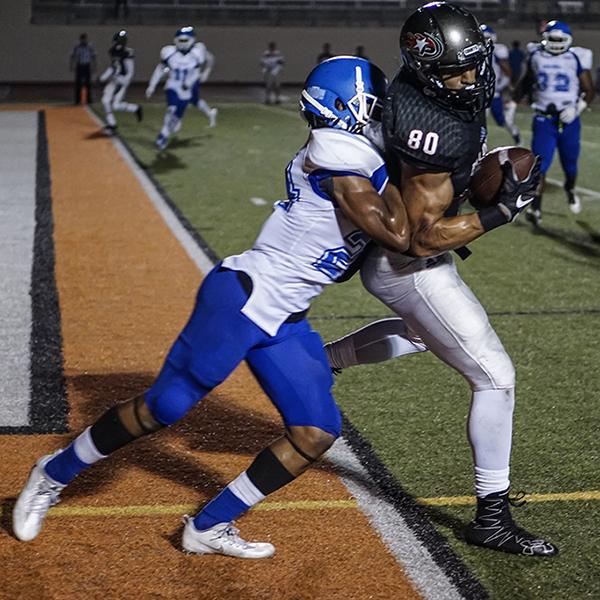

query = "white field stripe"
[
  {"left": 249, "top": 196, "right": 268, "bottom": 206},
  {"left": 85, "top": 108, "right": 214, "bottom": 275},
  {"left": 92, "top": 106, "right": 463, "bottom": 600},
  {"left": 327, "top": 439, "right": 464, "bottom": 600},
  {"left": 0, "top": 112, "right": 37, "bottom": 427},
  {"left": 545, "top": 177, "right": 600, "bottom": 200}
]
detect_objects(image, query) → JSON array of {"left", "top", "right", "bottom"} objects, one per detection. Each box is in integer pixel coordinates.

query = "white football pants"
[
  {"left": 102, "top": 81, "right": 138, "bottom": 127},
  {"left": 358, "top": 248, "right": 515, "bottom": 495}
]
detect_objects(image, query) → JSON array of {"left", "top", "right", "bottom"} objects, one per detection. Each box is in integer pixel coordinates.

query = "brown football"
[{"left": 469, "top": 146, "right": 536, "bottom": 210}]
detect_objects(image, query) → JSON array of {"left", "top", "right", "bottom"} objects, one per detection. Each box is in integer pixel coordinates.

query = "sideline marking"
[
  {"left": 3, "top": 490, "right": 597, "bottom": 520},
  {"left": 546, "top": 177, "right": 600, "bottom": 200},
  {"left": 417, "top": 490, "right": 600, "bottom": 506},
  {"left": 249, "top": 196, "right": 268, "bottom": 206}
]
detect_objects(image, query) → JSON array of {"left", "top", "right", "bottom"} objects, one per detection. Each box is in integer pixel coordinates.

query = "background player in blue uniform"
[
  {"left": 13, "top": 57, "right": 411, "bottom": 558},
  {"left": 146, "top": 26, "right": 217, "bottom": 151},
  {"left": 513, "top": 20, "right": 595, "bottom": 225}
]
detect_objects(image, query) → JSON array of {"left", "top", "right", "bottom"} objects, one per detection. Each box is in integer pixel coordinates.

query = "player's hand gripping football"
[{"left": 495, "top": 157, "right": 541, "bottom": 222}]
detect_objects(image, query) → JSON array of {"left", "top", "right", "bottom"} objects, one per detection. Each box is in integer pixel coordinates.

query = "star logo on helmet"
[{"left": 405, "top": 32, "right": 445, "bottom": 60}]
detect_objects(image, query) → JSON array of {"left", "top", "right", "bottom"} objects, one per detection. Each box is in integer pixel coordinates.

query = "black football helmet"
[
  {"left": 112, "top": 30, "right": 128, "bottom": 51},
  {"left": 400, "top": 2, "right": 495, "bottom": 117}
]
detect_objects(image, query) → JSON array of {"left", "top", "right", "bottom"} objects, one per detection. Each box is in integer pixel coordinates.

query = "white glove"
[
  {"left": 145, "top": 86, "right": 155, "bottom": 99},
  {"left": 504, "top": 100, "right": 517, "bottom": 127},
  {"left": 560, "top": 98, "right": 587, "bottom": 125}
]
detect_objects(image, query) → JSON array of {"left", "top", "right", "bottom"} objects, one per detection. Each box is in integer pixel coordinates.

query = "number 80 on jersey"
[{"left": 407, "top": 129, "right": 439, "bottom": 155}]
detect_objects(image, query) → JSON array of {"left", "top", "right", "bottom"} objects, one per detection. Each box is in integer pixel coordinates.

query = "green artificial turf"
[{"left": 116, "top": 102, "right": 600, "bottom": 599}]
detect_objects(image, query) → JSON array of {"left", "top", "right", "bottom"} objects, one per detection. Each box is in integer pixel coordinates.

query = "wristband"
[{"left": 478, "top": 206, "right": 509, "bottom": 232}]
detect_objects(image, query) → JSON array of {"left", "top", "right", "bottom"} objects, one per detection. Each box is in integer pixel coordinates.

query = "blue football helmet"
[
  {"left": 541, "top": 20, "right": 572, "bottom": 55},
  {"left": 300, "top": 56, "right": 387, "bottom": 133},
  {"left": 479, "top": 24, "right": 497, "bottom": 44},
  {"left": 174, "top": 26, "right": 195, "bottom": 53}
]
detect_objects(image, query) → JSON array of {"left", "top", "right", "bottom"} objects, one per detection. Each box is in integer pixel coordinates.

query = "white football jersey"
[
  {"left": 527, "top": 43, "right": 592, "bottom": 111},
  {"left": 159, "top": 43, "right": 210, "bottom": 100},
  {"left": 493, "top": 43, "right": 510, "bottom": 95},
  {"left": 222, "top": 128, "right": 388, "bottom": 335}
]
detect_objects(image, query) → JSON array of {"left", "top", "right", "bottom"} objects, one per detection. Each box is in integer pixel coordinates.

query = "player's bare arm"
[
  {"left": 332, "top": 176, "right": 410, "bottom": 253},
  {"left": 400, "top": 165, "right": 484, "bottom": 257},
  {"left": 579, "top": 70, "right": 595, "bottom": 104}
]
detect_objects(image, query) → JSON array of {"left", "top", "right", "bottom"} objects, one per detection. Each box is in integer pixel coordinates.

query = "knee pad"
[
  {"left": 287, "top": 425, "right": 338, "bottom": 461},
  {"left": 145, "top": 374, "right": 206, "bottom": 425},
  {"left": 471, "top": 349, "right": 515, "bottom": 391}
]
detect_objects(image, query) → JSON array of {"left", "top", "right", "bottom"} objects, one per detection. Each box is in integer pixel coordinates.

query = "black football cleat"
[{"left": 464, "top": 489, "right": 558, "bottom": 557}]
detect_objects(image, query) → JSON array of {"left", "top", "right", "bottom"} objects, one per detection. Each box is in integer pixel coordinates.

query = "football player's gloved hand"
[
  {"left": 560, "top": 98, "right": 587, "bottom": 125},
  {"left": 496, "top": 158, "right": 540, "bottom": 221},
  {"left": 145, "top": 86, "right": 155, "bottom": 99},
  {"left": 479, "top": 158, "right": 541, "bottom": 231}
]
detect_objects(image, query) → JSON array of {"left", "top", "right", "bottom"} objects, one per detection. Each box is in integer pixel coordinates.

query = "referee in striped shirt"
[{"left": 70, "top": 33, "right": 96, "bottom": 105}]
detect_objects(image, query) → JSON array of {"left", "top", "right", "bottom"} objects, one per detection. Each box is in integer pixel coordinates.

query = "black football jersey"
[
  {"left": 382, "top": 71, "right": 486, "bottom": 199},
  {"left": 109, "top": 46, "right": 135, "bottom": 76}
]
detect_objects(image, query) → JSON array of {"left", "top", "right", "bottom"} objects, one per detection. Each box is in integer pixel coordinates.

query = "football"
[{"left": 469, "top": 146, "right": 536, "bottom": 209}]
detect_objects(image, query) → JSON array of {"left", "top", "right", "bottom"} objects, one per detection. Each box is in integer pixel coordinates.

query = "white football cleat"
[
  {"left": 182, "top": 516, "right": 275, "bottom": 559},
  {"left": 13, "top": 453, "right": 65, "bottom": 541},
  {"left": 208, "top": 107, "right": 218, "bottom": 128},
  {"left": 566, "top": 189, "right": 582, "bottom": 214}
]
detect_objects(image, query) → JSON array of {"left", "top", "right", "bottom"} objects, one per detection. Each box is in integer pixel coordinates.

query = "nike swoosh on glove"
[{"left": 496, "top": 157, "right": 541, "bottom": 222}]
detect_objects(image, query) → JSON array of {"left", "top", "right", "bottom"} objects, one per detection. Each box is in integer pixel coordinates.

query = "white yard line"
[
  {"left": 0, "top": 112, "right": 37, "bottom": 427},
  {"left": 545, "top": 177, "right": 600, "bottom": 199},
  {"left": 89, "top": 104, "right": 470, "bottom": 600}
]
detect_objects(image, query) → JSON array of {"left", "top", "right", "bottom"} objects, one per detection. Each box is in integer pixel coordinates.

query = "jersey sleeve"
[
  {"left": 383, "top": 79, "right": 463, "bottom": 173},
  {"left": 571, "top": 47, "right": 593, "bottom": 71},
  {"left": 495, "top": 43, "right": 509, "bottom": 60},
  {"left": 193, "top": 42, "right": 208, "bottom": 64}
]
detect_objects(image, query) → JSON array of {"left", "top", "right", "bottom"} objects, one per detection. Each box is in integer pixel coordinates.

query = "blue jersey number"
[
  {"left": 277, "top": 161, "right": 301, "bottom": 212},
  {"left": 173, "top": 68, "right": 189, "bottom": 82},
  {"left": 538, "top": 71, "right": 570, "bottom": 92},
  {"left": 312, "top": 230, "right": 368, "bottom": 281}
]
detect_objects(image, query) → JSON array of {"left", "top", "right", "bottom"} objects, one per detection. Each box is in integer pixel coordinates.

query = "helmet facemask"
[{"left": 541, "top": 30, "right": 572, "bottom": 55}]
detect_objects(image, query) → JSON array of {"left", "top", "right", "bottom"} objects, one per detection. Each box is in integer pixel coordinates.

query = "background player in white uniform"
[
  {"left": 13, "top": 57, "right": 411, "bottom": 558},
  {"left": 99, "top": 30, "right": 142, "bottom": 134},
  {"left": 327, "top": 3, "right": 557, "bottom": 557},
  {"left": 146, "top": 26, "right": 217, "bottom": 151},
  {"left": 480, "top": 24, "right": 520, "bottom": 144},
  {"left": 260, "top": 41, "right": 285, "bottom": 104},
  {"left": 513, "top": 20, "right": 595, "bottom": 225}
]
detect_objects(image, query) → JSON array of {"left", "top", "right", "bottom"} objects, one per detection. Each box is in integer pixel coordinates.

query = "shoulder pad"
[
  {"left": 526, "top": 42, "right": 540, "bottom": 55},
  {"left": 306, "top": 129, "right": 383, "bottom": 177},
  {"left": 160, "top": 45, "right": 176, "bottom": 61},
  {"left": 494, "top": 43, "right": 509, "bottom": 60},
  {"left": 570, "top": 47, "right": 593, "bottom": 70}
]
